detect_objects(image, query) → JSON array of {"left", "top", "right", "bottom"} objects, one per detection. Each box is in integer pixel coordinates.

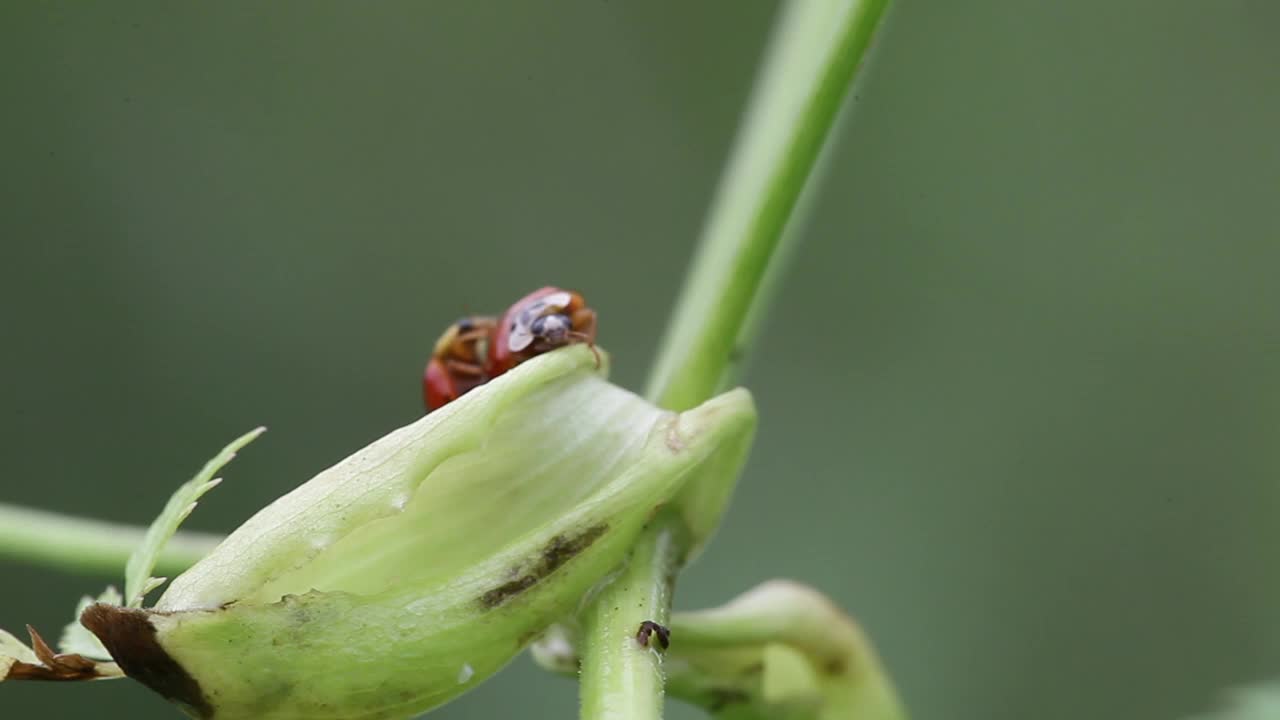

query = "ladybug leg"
[
  {"left": 567, "top": 333, "right": 602, "bottom": 369},
  {"left": 570, "top": 308, "right": 597, "bottom": 342},
  {"left": 450, "top": 331, "right": 488, "bottom": 364},
  {"left": 455, "top": 326, "right": 490, "bottom": 345},
  {"left": 568, "top": 308, "right": 600, "bottom": 368},
  {"left": 455, "top": 324, "right": 494, "bottom": 343},
  {"left": 444, "top": 358, "right": 487, "bottom": 377}
]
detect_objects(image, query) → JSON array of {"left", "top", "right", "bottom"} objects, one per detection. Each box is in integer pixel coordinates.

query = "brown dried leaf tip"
[{"left": 3, "top": 625, "right": 121, "bottom": 682}]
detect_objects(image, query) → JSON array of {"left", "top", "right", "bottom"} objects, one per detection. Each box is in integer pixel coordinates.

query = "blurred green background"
[{"left": 2, "top": 2, "right": 1278, "bottom": 719}]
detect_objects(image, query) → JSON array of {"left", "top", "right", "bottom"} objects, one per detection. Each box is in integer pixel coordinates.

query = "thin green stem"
[
  {"left": 645, "top": 0, "right": 890, "bottom": 412},
  {"left": 578, "top": 510, "right": 687, "bottom": 720},
  {"left": 0, "top": 503, "right": 220, "bottom": 577},
  {"left": 3, "top": 5, "right": 893, "bottom": 720},
  {"left": 580, "top": 1, "right": 892, "bottom": 717}
]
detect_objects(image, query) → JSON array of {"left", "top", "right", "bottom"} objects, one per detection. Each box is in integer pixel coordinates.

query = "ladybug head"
[{"left": 530, "top": 313, "right": 573, "bottom": 346}]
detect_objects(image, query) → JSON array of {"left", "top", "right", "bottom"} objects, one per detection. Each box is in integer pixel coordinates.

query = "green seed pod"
[{"left": 72, "top": 347, "right": 755, "bottom": 719}]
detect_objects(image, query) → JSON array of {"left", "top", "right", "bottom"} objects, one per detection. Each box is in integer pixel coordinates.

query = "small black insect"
[{"left": 635, "top": 620, "right": 670, "bottom": 650}]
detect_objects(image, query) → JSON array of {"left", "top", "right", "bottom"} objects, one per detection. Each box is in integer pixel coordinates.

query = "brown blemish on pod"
[
  {"left": 479, "top": 524, "right": 608, "bottom": 609},
  {"left": 80, "top": 604, "right": 213, "bottom": 719}
]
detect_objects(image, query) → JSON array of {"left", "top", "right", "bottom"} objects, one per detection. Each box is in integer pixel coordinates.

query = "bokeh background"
[{"left": 3, "top": 2, "right": 1278, "bottom": 719}]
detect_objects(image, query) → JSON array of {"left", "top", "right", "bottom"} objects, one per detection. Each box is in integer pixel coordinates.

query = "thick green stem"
[
  {"left": 0, "top": 503, "right": 219, "bottom": 576},
  {"left": 578, "top": 510, "right": 688, "bottom": 720}
]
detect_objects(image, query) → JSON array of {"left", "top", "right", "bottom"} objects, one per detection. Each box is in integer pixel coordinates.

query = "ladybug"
[
  {"left": 422, "top": 316, "right": 498, "bottom": 411},
  {"left": 487, "top": 286, "right": 598, "bottom": 376}
]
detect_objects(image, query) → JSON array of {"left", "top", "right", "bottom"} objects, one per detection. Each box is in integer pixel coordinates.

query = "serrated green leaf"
[
  {"left": 124, "top": 427, "right": 264, "bottom": 607},
  {"left": 58, "top": 586, "right": 122, "bottom": 660}
]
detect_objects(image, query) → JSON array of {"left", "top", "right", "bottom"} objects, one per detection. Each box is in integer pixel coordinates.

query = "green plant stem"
[
  {"left": 645, "top": 0, "right": 890, "bottom": 412},
  {"left": 1, "top": 5, "right": 892, "bottom": 720},
  {"left": 578, "top": 510, "right": 688, "bottom": 720},
  {"left": 0, "top": 503, "right": 220, "bottom": 577},
  {"left": 580, "top": 1, "right": 892, "bottom": 718}
]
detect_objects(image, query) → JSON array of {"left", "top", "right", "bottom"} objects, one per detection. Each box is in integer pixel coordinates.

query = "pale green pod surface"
[
  {"left": 666, "top": 580, "right": 906, "bottom": 720},
  {"left": 80, "top": 347, "right": 756, "bottom": 720}
]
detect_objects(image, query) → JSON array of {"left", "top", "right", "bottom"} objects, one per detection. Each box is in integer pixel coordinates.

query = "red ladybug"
[
  {"left": 487, "top": 286, "right": 598, "bottom": 376},
  {"left": 422, "top": 316, "right": 498, "bottom": 411}
]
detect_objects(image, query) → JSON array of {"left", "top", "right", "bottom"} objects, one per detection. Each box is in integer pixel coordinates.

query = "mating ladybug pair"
[
  {"left": 422, "top": 287, "right": 672, "bottom": 649},
  {"left": 422, "top": 286, "right": 598, "bottom": 411}
]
